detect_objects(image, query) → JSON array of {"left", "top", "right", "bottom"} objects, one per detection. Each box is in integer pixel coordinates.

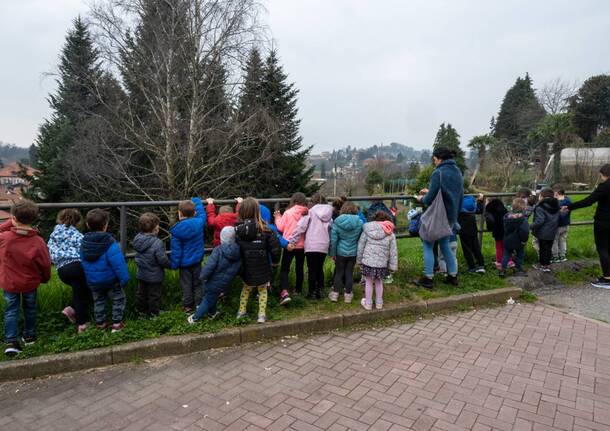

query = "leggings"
[
  {"left": 363, "top": 276, "right": 383, "bottom": 306},
  {"left": 238, "top": 283, "right": 268, "bottom": 317},
  {"left": 594, "top": 223, "right": 610, "bottom": 277},
  {"left": 57, "top": 261, "right": 91, "bottom": 325},
  {"left": 538, "top": 239, "right": 554, "bottom": 266},
  {"left": 333, "top": 256, "right": 356, "bottom": 294},
  {"left": 306, "top": 252, "right": 327, "bottom": 295},
  {"left": 280, "top": 249, "right": 305, "bottom": 293},
  {"left": 460, "top": 233, "right": 484, "bottom": 269}
]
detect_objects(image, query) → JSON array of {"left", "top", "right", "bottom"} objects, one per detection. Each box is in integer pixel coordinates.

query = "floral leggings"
[{"left": 238, "top": 283, "right": 268, "bottom": 317}]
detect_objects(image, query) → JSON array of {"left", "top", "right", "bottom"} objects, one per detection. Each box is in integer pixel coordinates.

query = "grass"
[{"left": 0, "top": 198, "right": 600, "bottom": 361}]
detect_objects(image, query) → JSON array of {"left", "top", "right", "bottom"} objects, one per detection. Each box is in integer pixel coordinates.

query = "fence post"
[
  {"left": 478, "top": 203, "right": 486, "bottom": 248},
  {"left": 119, "top": 205, "right": 127, "bottom": 253}
]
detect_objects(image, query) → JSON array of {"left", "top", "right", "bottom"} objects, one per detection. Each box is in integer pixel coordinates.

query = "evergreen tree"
[
  {"left": 494, "top": 73, "right": 546, "bottom": 156},
  {"left": 568, "top": 75, "right": 610, "bottom": 142},
  {"left": 433, "top": 123, "right": 466, "bottom": 172}
]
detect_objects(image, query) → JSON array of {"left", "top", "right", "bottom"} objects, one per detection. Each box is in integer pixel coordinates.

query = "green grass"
[{"left": 0, "top": 213, "right": 599, "bottom": 360}]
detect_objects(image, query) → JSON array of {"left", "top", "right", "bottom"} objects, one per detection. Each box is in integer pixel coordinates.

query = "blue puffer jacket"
[
  {"left": 170, "top": 197, "right": 207, "bottom": 269},
  {"left": 81, "top": 232, "right": 130, "bottom": 287},
  {"left": 330, "top": 214, "right": 363, "bottom": 257},
  {"left": 260, "top": 205, "right": 289, "bottom": 249},
  {"left": 422, "top": 159, "right": 464, "bottom": 227},
  {"left": 200, "top": 242, "right": 242, "bottom": 293}
]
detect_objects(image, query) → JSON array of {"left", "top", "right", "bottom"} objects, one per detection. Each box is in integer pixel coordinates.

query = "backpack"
[
  {"left": 408, "top": 213, "right": 421, "bottom": 237},
  {"left": 366, "top": 202, "right": 396, "bottom": 223},
  {"left": 461, "top": 195, "right": 477, "bottom": 213}
]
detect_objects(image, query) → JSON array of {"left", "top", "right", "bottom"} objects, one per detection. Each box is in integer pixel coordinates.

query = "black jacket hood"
[{"left": 539, "top": 197, "right": 560, "bottom": 214}]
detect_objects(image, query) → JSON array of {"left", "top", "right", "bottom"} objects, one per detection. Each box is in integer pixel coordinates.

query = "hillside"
[{"left": 0, "top": 141, "right": 30, "bottom": 164}]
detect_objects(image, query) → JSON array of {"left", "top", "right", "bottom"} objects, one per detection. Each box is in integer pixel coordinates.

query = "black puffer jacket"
[
  {"left": 531, "top": 198, "right": 560, "bottom": 240},
  {"left": 568, "top": 178, "right": 610, "bottom": 228},
  {"left": 235, "top": 219, "right": 281, "bottom": 286},
  {"left": 485, "top": 199, "right": 508, "bottom": 241},
  {"left": 503, "top": 213, "right": 529, "bottom": 251}
]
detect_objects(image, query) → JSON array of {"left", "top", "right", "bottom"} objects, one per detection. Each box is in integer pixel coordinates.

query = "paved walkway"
[
  {"left": 2, "top": 303, "right": 610, "bottom": 431},
  {"left": 533, "top": 282, "right": 610, "bottom": 324}
]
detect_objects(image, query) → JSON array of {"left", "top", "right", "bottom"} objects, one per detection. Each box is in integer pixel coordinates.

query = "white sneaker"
[
  {"left": 344, "top": 293, "right": 353, "bottom": 304},
  {"left": 360, "top": 298, "right": 372, "bottom": 311},
  {"left": 328, "top": 291, "right": 339, "bottom": 302},
  {"left": 257, "top": 315, "right": 266, "bottom": 324},
  {"left": 236, "top": 312, "right": 248, "bottom": 320},
  {"left": 375, "top": 302, "right": 383, "bottom": 310},
  {"left": 187, "top": 314, "right": 197, "bottom": 325}
]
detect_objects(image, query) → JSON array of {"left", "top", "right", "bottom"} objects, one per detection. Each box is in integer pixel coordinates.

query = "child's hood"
[
  {"left": 82, "top": 232, "right": 115, "bottom": 262},
  {"left": 284, "top": 205, "right": 308, "bottom": 222},
  {"left": 363, "top": 221, "right": 392, "bottom": 240},
  {"left": 170, "top": 217, "right": 203, "bottom": 239},
  {"left": 539, "top": 197, "right": 560, "bottom": 214},
  {"left": 334, "top": 214, "right": 362, "bottom": 231},
  {"left": 219, "top": 242, "right": 241, "bottom": 262},
  {"left": 309, "top": 204, "right": 333, "bottom": 223},
  {"left": 260, "top": 204, "right": 272, "bottom": 224},
  {"left": 51, "top": 223, "right": 80, "bottom": 241},
  {"left": 132, "top": 233, "right": 158, "bottom": 254},
  {"left": 235, "top": 219, "right": 259, "bottom": 241}
]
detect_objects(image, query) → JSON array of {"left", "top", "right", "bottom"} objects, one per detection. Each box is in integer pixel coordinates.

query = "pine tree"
[
  {"left": 568, "top": 75, "right": 610, "bottom": 142},
  {"left": 433, "top": 123, "right": 466, "bottom": 172}
]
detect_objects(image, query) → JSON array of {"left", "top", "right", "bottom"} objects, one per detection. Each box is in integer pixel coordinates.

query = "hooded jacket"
[
  {"left": 503, "top": 212, "right": 529, "bottom": 251},
  {"left": 422, "top": 159, "right": 464, "bottom": 228},
  {"left": 485, "top": 199, "right": 508, "bottom": 241},
  {"left": 531, "top": 197, "right": 560, "bottom": 240},
  {"left": 557, "top": 197, "right": 572, "bottom": 227},
  {"left": 275, "top": 205, "right": 308, "bottom": 249},
  {"left": 330, "top": 214, "right": 363, "bottom": 257},
  {"left": 200, "top": 242, "right": 242, "bottom": 293},
  {"left": 132, "top": 233, "right": 170, "bottom": 283},
  {"left": 81, "top": 232, "right": 130, "bottom": 287},
  {"left": 48, "top": 223, "right": 83, "bottom": 269},
  {"left": 170, "top": 197, "right": 206, "bottom": 269},
  {"left": 568, "top": 178, "right": 610, "bottom": 228},
  {"left": 206, "top": 203, "right": 238, "bottom": 247},
  {"left": 290, "top": 204, "right": 334, "bottom": 253},
  {"left": 235, "top": 219, "right": 281, "bottom": 286},
  {"left": 0, "top": 220, "right": 51, "bottom": 294},
  {"left": 357, "top": 221, "right": 398, "bottom": 271}
]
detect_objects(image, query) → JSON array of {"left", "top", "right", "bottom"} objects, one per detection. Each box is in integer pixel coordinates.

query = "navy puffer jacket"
[{"left": 200, "top": 242, "right": 242, "bottom": 293}]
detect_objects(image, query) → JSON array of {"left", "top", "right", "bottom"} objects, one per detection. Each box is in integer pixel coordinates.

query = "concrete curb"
[{"left": 0, "top": 286, "right": 522, "bottom": 382}]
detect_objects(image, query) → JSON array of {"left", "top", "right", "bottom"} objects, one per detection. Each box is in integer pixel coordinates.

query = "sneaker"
[
  {"left": 96, "top": 322, "right": 109, "bottom": 330},
  {"left": 498, "top": 269, "right": 507, "bottom": 278},
  {"left": 62, "top": 306, "right": 76, "bottom": 324},
  {"left": 314, "top": 290, "right": 322, "bottom": 300},
  {"left": 415, "top": 277, "right": 433, "bottom": 290},
  {"left": 533, "top": 264, "right": 550, "bottom": 272},
  {"left": 495, "top": 262, "right": 502, "bottom": 270},
  {"left": 513, "top": 270, "right": 528, "bottom": 277},
  {"left": 475, "top": 266, "right": 486, "bottom": 274},
  {"left": 559, "top": 256, "right": 568, "bottom": 263},
  {"left": 360, "top": 298, "right": 372, "bottom": 311},
  {"left": 21, "top": 336, "right": 36, "bottom": 346},
  {"left": 551, "top": 257, "right": 561, "bottom": 264},
  {"left": 279, "top": 290, "right": 291, "bottom": 305},
  {"left": 507, "top": 261, "right": 516, "bottom": 269},
  {"left": 591, "top": 277, "right": 610, "bottom": 289},
  {"left": 375, "top": 302, "right": 383, "bottom": 310},
  {"left": 183, "top": 306, "right": 194, "bottom": 313},
  {"left": 4, "top": 341, "right": 22, "bottom": 357},
  {"left": 77, "top": 323, "right": 89, "bottom": 334},
  {"left": 443, "top": 275, "right": 459, "bottom": 286},
  {"left": 467, "top": 268, "right": 477, "bottom": 274},
  {"left": 383, "top": 275, "right": 394, "bottom": 284},
  {"left": 187, "top": 314, "right": 197, "bottom": 325},
  {"left": 208, "top": 311, "right": 220, "bottom": 321},
  {"left": 344, "top": 293, "right": 353, "bottom": 304},
  {"left": 257, "top": 314, "right": 266, "bottom": 324},
  {"left": 328, "top": 291, "right": 339, "bottom": 302},
  {"left": 111, "top": 322, "right": 125, "bottom": 333},
  {"left": 236, "top": 312, "right": 248, "bottom": 320}
]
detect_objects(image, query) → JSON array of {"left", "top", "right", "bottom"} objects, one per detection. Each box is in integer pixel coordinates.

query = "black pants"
[
  {"left": 57, "top": 261, "right": 91, "bottom": 325},
  {"left": 137, "top": 280, "right": 163, "bottom": 316},
  {"left": 280, "top": 249, "right": 305, "bottom": 293},
  {"left": 306, "top": 252, "right": 327, "bottom": 296},
  {"left": 333, "top": 256, "right": 356, "bottom": 294},
  {"left": 595, "top": 223, "right": 610, "bottom": 277},
  {"left": 179, "top": 263, "right": 202, "bottom": 308},
  {"left": 459, "top": 233, "right": 484, "bottom": 270},
  {"left": 538, "top": 239, "right": 554, "bottom": 266}
]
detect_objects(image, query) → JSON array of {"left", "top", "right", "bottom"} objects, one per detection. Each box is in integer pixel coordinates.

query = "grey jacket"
[
  {"left": 357, "top": 222, "right": 398, "bottom": 271},
  {"left": 133, "top": 233, "right": 171, "bottom": 283}
]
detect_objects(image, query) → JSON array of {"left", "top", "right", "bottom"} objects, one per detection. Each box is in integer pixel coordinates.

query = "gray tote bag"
[{"left": 419, "top": 173, "right": 453, "bottom": 242}]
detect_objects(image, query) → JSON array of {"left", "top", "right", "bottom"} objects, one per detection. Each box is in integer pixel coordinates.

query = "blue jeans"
[
  {"left": 423, "top": 237, "right": 457, "bottom": 278},
  {"left": 502, "top": 246, "right": 524, "bottom": 271},
  {"left": 90, "top": 283, "right": 126, "bottom": 324},
  {"left": 193, "top": 287, "right": 222, "bottom": 321},
  {"left": 3, "top": 291, "right": 37, "bottom": 342}
]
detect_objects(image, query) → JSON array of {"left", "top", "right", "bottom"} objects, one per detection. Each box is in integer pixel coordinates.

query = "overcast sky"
[{"left": 1, "top": 0, "right": 609, "bottom": 153}]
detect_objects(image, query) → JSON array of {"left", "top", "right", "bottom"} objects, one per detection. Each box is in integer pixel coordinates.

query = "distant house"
[{"left": 0, "top": 162, "right": 33, "bottom": 187}]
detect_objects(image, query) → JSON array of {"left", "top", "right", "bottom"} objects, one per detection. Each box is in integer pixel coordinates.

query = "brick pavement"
[{"left": 1, "top": 303, "right": 610, "bottom": 431}]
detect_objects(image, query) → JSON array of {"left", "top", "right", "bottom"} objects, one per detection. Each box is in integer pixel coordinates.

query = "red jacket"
[
  {"left": 0, "top": 220, "right": 51, "bottom": 293},
  {"left": 206, "top": 204, "right": 238, "bottom": 247}
]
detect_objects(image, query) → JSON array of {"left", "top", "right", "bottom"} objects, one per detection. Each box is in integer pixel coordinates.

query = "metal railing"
[{"left": 0, "top": 192, "right": 594, "bottom": 254}]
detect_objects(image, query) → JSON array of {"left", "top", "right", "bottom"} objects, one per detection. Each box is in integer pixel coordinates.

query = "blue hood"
[
  {"left": 82, "top": 232, "right": 115, "bottom": 262},
  {"left": 170, "top": 217, "right": 203, "bottom": 240},
  {"left": 334, "top": 214, "right": 362, "bottom": 231},
  {"left": 219, "top": 242, "right": 241, "bottom": 262},
  {"left": 260, "top": 204, "right": 271, "bottom": 224}
]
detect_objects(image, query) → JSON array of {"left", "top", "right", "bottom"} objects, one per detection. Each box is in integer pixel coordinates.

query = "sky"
[{"left": 1, "top": 0, "right": 609, "bottom": 153}]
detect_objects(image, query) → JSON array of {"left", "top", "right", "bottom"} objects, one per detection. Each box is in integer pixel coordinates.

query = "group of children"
[{"left": 1, "top": 194, "right": 399, "bottom": 356}]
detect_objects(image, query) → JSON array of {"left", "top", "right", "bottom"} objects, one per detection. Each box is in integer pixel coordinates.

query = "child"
[
  {"left": 188, "top": 227, "right": 241, "bottom": 323},
  {"left": 170, "top": 197, "right": 206, "bottom": 312},
  {"left": 206, "top": 197, "right": 241, "bottom": 247},
  {"left": 274, "top": 192, "right": 308, "bottom": 295},
  {"left": 260, "top": 204, "right": 291, "bottom": 305},
  {"left": 553, "top": 187, "right": 572, "bottom": 262},
  {"left": 357, "top": 211, "right": 398, "bottom": 311},
  {"left": 531, "top": 188, "right": 560, "bottom": 272},
  {"left": 81, "top": 209, "right": 130, "bottom": 332},
  {"left": 290, "top": 193, "right": 333, "bottom": 299},
  {"left": 438, "top": 233, "right": 458, "bottom": 275},
  {"left": 484, "top": 197, "right": 512, "bottom": 269},
  {"left": 48, "top": 208, "right": 91, "bottom": 332},
  {"left": 236, "top": 198, "right": 281, "bottom": 323},
  {"left": 500, "top": 198, "right": 529, "bottom": 277},
  {"left": 1, "top": 200, "right": 51, "bottom": 356},
  {"left": 458, "top": 194, "right": 485, "bottom": 273},
  {"left": 132, "top": 212, "right": 170, "bottom": 317},
  {"left": 329, "top": 201, "right": 363, "bottom": 303}
]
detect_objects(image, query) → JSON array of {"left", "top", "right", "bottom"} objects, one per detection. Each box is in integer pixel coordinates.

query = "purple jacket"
[{"left": 290, "top": 204, "right": 334, "bottom": 253}]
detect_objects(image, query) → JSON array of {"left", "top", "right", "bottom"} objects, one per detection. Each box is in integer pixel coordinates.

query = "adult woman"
[
  {"left": 415, "top": 147, "right": 464, "bottom": 289},
  {"left": 565, "top": 164, "right": 610, "bottom": 288}
]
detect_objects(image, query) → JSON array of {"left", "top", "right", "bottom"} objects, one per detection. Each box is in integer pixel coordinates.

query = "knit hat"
[{"left": 220, "top": 226, "right": 236, "bottom": 244}]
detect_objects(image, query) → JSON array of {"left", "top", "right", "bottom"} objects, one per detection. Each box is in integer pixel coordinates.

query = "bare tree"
[{"left": 538, "top": 78, "right": 579, "bottom": 114}]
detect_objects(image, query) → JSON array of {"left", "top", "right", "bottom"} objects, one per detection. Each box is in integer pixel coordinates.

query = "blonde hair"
[{"left": 512, "top": 198, "right": 525, "bottom": 212}]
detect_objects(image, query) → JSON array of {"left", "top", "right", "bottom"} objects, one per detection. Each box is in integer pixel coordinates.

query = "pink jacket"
[
  {"left": 290, "top": 204, "right": 334, "bottom": 253},
  {"left": 275, "top": 205, "right": 308, "bottom": 249}
]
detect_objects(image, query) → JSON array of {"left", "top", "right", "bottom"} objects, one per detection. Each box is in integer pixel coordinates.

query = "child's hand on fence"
[
  {"left": 235, "top": 197, "right": 243, "bottom": 204},
  {"left": 206, "top": 198, "right": 214, "bottom": 205}
]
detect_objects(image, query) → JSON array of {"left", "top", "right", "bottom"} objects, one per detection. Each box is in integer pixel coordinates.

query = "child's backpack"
[
  {"left": 366, "top": 201, "right": 396, "bottom": 223},
  {"left": 461, "top": 195, "right": 477, "bottom": 213},
  {"left": 408, "top": 213, "right": 421, "bottom": 237}
]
